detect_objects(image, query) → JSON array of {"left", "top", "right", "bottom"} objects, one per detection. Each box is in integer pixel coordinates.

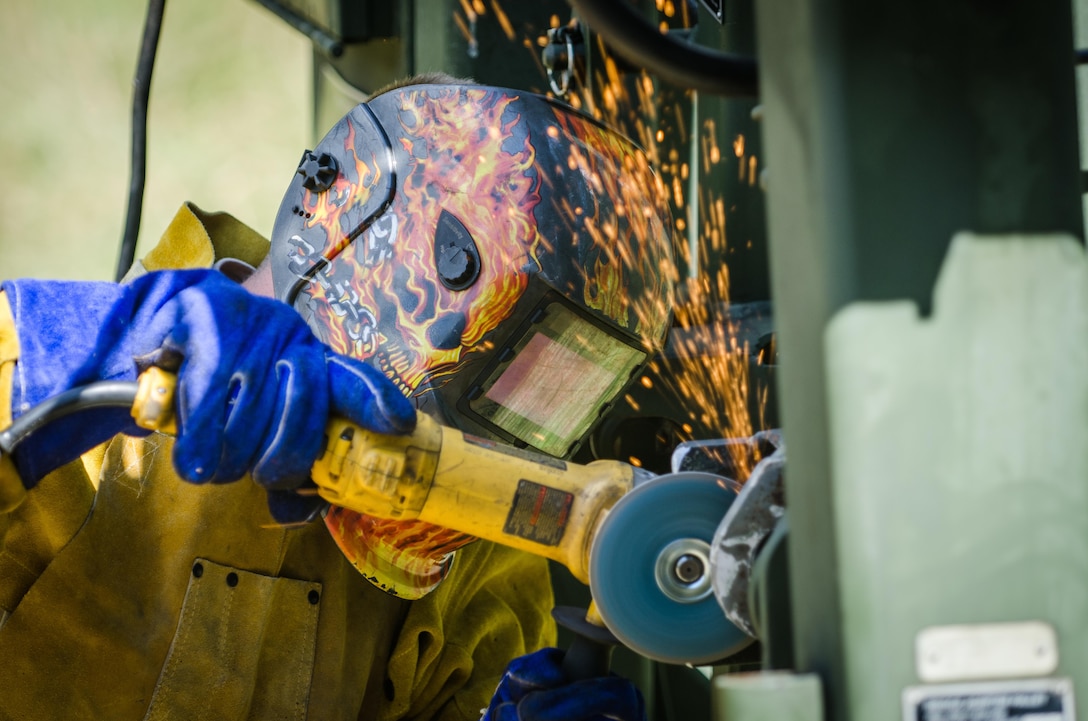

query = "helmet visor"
[{"left": 465, "top": 300, "right": 646, "bottom": 457}]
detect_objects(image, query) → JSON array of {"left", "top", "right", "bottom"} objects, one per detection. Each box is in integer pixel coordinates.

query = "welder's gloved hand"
[
  {"left": 482, "top": 648, "right": 645, "bottom": 721},
  {"left": 3, "top": 270, "right": 415, "bottom": 515}
]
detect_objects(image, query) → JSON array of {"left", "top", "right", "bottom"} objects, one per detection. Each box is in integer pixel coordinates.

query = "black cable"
[
  {"left": 115, "top": 0, "right": 167, "bottom": 282},
  {"left": 566, "top": 0, "right": 758, "bottom": 97},
  {"left": 0, "top": 382, "right": 140, "bottom": 455}
]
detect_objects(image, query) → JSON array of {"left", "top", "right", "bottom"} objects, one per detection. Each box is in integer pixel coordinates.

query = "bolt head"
[
  {"left": 673, "top": 553, "right": 705, "bottom": 584},
  {"left": 297, "top": 150, "right": 340, "bottom": 193}
]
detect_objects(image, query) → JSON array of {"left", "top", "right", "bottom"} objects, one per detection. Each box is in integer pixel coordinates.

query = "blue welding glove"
[
  {"left": 3, "top": 270, "right": 414, "bottom": 515},
  {"left": 482, "top": 648, "right": 645, "bottom": 721}
]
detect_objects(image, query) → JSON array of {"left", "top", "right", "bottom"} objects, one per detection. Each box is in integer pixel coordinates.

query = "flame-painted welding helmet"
[{"left": 269, "top": 83, "right": 675, "bottom": 597}]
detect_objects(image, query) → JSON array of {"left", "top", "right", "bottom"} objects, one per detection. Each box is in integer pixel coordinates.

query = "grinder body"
[
  {"left": 131, "top": 367, "right": 749, "bottom": 664},
  {"left": 312, "top": 413, "right": 638, "bottom": 585},
  {"left": 134, "top": 366, "right": 638, "bottom": 585}
]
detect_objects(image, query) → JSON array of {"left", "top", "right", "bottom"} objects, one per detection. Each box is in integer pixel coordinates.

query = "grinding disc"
[{"left": 589, "top": 471, "right": 752, "bottom": 665}]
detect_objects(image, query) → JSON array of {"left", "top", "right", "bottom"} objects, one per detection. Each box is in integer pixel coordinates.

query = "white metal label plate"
[{"left": 916, "top": 621, "right": 1059, "bottom": 682}]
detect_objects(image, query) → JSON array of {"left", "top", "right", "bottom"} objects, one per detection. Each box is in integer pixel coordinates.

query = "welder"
[{"left": 0, "top": 75, "right": 673, "bottom": 720}]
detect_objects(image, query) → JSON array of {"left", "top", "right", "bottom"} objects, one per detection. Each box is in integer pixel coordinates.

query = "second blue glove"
[{"left": 482, "top": 648, "right": 646, "bottom": 721}]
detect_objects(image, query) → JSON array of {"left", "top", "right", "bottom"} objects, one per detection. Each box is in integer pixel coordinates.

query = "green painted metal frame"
[
  {"left": 755, "top": 1, "right": 1084, "bottom": 719},
  {"left": 752, "top": 2, "right": 1083, "bottom": 717}
]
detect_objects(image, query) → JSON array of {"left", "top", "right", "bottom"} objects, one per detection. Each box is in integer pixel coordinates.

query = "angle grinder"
[{"left": 3, "top": 366, "right": 751, "bottom": 665}]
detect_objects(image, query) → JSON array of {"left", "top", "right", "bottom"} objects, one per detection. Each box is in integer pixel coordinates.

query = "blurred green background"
[
  {"left": 0, "top": 0, "right": 310, "bottom": 281},
  {"left": 6, "top": 0, "right": 1088, "bottom": 285}
]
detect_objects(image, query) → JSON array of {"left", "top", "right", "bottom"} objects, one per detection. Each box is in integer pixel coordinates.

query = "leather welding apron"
[{"left": 0, "top": 432, "right": 408, "bottom": 721}]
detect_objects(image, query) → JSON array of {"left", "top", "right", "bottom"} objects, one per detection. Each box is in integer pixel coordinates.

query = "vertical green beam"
[{"left": 754, "top": 1, "right": 1082, "bottom": 719}]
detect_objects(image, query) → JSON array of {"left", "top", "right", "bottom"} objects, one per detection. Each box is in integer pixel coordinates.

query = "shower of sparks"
[
  {"left": 567, "top": 36, "right": 765, "bottom": 479},
  {"left": 456, "top": 0, "right": 477, "bottom": 24},
  {"left": 491, "top": 1, "right": 515, "bottom": 40},
  {"left": 453, "top": 11, "right": 474, "bottom": 47},
  {"left": 496, "top": 11, "right": 767, "bottom": 478}
]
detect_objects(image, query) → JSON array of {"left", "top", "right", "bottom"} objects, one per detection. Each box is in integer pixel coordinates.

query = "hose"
[
  {"left": 115, "top": 0, "right": 167, "bottom": 281},
  {"left": 566, "top": 0, "right": 758, "bottom": 97},
  {"left": 0, "top": 382, "right": 139, "bottom": 455}
]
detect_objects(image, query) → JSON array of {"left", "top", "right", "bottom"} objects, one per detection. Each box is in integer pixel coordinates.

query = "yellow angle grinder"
[{"left": 3, "top": 366, "right": 750, "bottom": 665}]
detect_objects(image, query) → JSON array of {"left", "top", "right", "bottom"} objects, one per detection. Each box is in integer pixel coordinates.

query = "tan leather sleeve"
[
  {"left": 0, "top": 290, "right": 99, "bottom": 614},
  {"left": 378, "top": 541, "right": 558, "bottom": 721},
  {"left": 0, "top": 291, "right": 26, "bottom": 513}
]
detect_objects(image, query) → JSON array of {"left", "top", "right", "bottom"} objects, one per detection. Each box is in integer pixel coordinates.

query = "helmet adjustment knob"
[
  {"left": 434, "top": 209, "right": 481, "bottom": 290},
  {"left": 296, "top": 150, "right": 340, "bottom": 193}
]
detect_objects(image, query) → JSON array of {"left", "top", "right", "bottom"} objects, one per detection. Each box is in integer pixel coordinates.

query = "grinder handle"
[
  {"left": 552, "top": 603, "right": 618, "bottom": 680},
  {"left": 133, "top": 366, "right": 178, "bottom": 434}
]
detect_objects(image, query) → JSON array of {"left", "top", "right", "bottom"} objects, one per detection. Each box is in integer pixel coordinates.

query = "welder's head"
[
  {"left": 269, "top": 82, "right": 675, "bottom": 597},
  {"left": 271, "top": 82, "right": 675, "bottom": 458}
]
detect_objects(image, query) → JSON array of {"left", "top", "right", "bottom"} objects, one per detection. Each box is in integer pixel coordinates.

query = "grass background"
[{"left": 0, "top": 0, "right": 311, "bottom": 281}]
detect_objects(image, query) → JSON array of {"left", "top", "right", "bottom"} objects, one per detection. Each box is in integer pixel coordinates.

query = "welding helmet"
[{"left": 270, "top": 83, "right": 675, "bottom": 597}]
